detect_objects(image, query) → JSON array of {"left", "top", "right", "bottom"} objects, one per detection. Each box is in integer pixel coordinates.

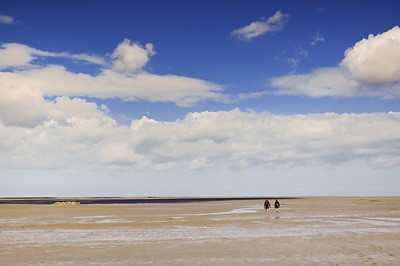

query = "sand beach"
[{"left": 1, "top": 197, "right": 399, "bottom": 265}]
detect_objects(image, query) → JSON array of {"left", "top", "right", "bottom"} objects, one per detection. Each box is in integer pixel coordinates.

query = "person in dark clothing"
[
  {"left": 264, "top": 199, "right": 271, "bottom": 212},
  {"left": 274, "top": 199, "right": 280, "bottom": 212}
]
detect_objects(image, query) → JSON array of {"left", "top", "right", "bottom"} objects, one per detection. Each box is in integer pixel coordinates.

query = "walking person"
[
  {"left": 274, "top": 199, "right": 280, "bottom": 212},
  {"left": 264, "top": 199, "right": 271, "bottom": 212}
]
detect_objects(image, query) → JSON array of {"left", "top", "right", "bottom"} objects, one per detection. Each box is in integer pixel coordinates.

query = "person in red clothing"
[
  {"left": 274, "top": 199, "right": 280, "bottom": 212},
  {"left": 264, "top": 199, "right": 271, "bottom": 212}
]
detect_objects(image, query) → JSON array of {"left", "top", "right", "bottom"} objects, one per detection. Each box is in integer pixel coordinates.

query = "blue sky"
[{"left": 1, "top": 0, "right": 400, "bottom": 197}]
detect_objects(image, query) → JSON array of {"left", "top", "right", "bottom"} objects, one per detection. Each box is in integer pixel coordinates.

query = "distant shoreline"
[
  {"left": 0, "top": 197, "right": 301, "bottom": 205},
  {"left": 1, "top": 196, "right": 397, "bottom": 205}
]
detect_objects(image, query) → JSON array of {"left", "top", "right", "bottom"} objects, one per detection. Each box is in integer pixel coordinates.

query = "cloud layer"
[
  {"left": 1, "top": 109, "right": 399, "bottom": 172},
  {"left": 231, "top": 11, "right": 290, "bottom": 41},
  {"left": 270, "top": 26, "right": 400, "bottom": 98},
  {"left": 1, "top": 30, "right": 400, "bottom": 177}
]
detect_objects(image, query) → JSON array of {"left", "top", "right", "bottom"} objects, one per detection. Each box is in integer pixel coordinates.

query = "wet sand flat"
[{"left": 1, "top": 197, "right": 399, "bottom": 265}]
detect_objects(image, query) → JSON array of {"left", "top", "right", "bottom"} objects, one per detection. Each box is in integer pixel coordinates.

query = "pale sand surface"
[{"left": 1, "top": 197, "right": 399, "bottom": 265}]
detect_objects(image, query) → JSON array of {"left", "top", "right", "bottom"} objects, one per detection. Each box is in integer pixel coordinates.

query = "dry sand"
[{"left": 1, "top": 197, "right": 399, "bottom": 265}]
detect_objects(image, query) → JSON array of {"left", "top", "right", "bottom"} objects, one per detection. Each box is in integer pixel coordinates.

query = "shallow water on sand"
[{"left": 1, "top": 197, "right": 399, "bottom": 265}]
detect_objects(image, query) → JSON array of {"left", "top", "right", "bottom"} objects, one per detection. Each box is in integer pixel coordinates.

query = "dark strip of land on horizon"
[{"left": 0, "top": 197, "right": 299, "bottom": 205}]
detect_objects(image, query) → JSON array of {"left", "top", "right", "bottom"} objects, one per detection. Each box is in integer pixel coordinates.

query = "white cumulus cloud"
[
  {"left": 270, "top": 26, "right": 400, "bottom": 98},
  {"left": 0, "top": 43, "right": 39, "bottom": 69},
  {"left": 341, "top": 26, "right": 400, "bottom": 84},
  {"left": 111, "top": 39, "right": 156, "bottom": 74}
]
